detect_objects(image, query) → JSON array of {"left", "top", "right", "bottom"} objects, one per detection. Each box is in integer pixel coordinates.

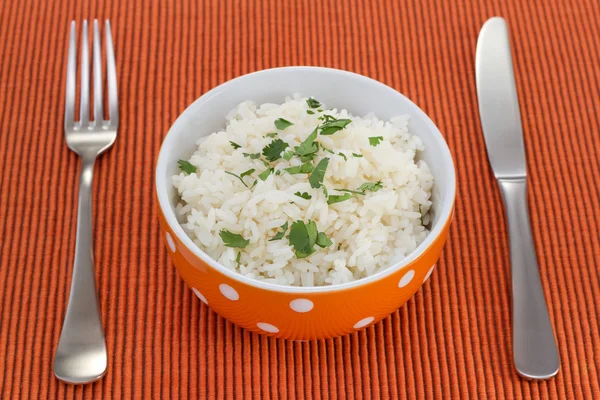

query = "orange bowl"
[{"left": 155, "top": 67, "right": 456, "bottom": 340}]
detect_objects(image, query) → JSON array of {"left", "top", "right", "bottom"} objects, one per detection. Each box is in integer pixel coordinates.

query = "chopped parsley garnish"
[
  {"left": 262, "top": 139, "right": 289, "bottom": 162},
  {"left": 269, "top": 222, "right": 289, "bottom": 241},
  {"left": 294, "top": 191, "right": 312, "bottom": 200},
  {"left": 288, "top": 220, "right": 331, "bottom": 258},
  {"left": 358, "top": 181, "right": 383, "bottom": 193},
  {"left": 336, "top": 181, "right": 383, "bottom": 196},
  {"left": 327, "top": 193, "right": 352, "bottom": 205},
  {"left": 284, "top": 161, "right": 314, "bottom": 175},
  {"left": 236, "top": 252, "right": 241, "bottom": 265},
  {"left": 306, "top": 110, "right": 315, "bottom": 115},
  {"left": 321, "top": 185, "right": 329, "bottom": 197},
  {"left": 243, "top": 152, "right": 261, "bottom": 159},
  {"left": 230, "top": 141, "right": 242, "bottom": 149},
  {"left": 289, "top": 220, "right": 318, "bottom": 258},
  {"left": 309, "top": 157, "right": 329, "bottom": 188},
  {"left": 320, "top": 118, "right": 352, "bottom": 136},
  {"left": 219, "top": 230, "right": 249, "bottom": 248},
  {"left": 352, "top": 153, "right": 363, "bottom": 158},
  {"left": 318, "top": 114, "right": 337, "bottom": 123},
  {"left": 338, "top": 152, "right": 347, "bottom": 161},
  {"left": 266, "top": 132, "right": 278, "bottom": 138},
  {"left": 369, "top": 136, "right": 384, "bottom": 146},
  {"left": 336, "top": 188, "right": 365, "bottom": 196},
  {"left": 225, "top": 171, "right": 251, "bottom": 188},
  {"left": 275, "top": 170, "right": 281, "bottom": 176},
  {"left": 274, "top": 118, "right": 294, "bottom": 130},
  {"left": 240, "top": 168, "right": 255, "bottom": 178},
  {"left": 306, "top": 98, "right": 321, "bottom": 108},
  {"left": 258, "top": 167, "right": 274, "bottom": 181},
  {"left": 316, "top": 232, "right": 333, "bottom": 248},
  {"left": 283, "top": 150, "right": 294, "bottom": 161},
  {"left": 294, "top": 128, "right": 319, "bottom": 162},
  {"left": 320, "top": 144, "right": 335, "bottom": 154},
  {"left": 177, "top": 160, "right": 197, "bottom": 174}
]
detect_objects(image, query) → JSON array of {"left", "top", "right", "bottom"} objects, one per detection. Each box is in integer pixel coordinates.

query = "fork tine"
[
  {"left": 79, "top": 20, "right": 90, "bottom": 124},
  {"left": 105, "top": 20, "right": 118, "bottom": 127},
  {"left": 92, "top": 20, "right": 103, "bottom": 125},
  {"left": 64, "top": 21, "right": 76, "bottom": 130}
]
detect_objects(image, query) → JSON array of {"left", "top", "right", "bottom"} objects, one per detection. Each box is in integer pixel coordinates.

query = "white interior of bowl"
[{"left": 156, "top": 67, "right": 456, "bottom": 293}]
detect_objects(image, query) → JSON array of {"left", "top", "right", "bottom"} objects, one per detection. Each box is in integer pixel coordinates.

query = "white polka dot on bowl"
[
  {"left": 398, "top": 269, "right": 415, "bottom": 288},
  {"left": 353, "top": 316, "right": 374, "bottom": 329},
  {"left": 166, "top": 232, "right": 176, "bottom": 253},
  {"left": 424, "top": 265, "right": 436, "bottom": 283},
  {"left": 257, "top": 322, "right": 279, "bottom": 333},
  {"left": 219, "top": 283, "right": 239, "bottom": 301},
  {"left": 289, "top": 299, "right": 314, "bottom": 313},
  {"left": 192, "top": 288, "right": 208, "bottom": 305}
]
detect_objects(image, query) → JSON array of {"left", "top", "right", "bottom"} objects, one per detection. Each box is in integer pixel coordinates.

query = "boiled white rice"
[{"left": 172, "top": 95, "right": 433, "bottom": 286}]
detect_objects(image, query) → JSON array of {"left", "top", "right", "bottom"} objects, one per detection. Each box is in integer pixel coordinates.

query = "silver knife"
[{"left": 475, "top": 17, "right": 560, "bottom": 380}]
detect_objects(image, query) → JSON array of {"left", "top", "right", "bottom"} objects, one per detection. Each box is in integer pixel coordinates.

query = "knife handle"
[{"left": 498, "top": 178, "right": 560, "bottom": 380}]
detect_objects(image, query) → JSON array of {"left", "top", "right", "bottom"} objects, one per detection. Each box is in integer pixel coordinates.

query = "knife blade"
[{"left": 475, "top": 17, "right": 560, "bottom": 380}]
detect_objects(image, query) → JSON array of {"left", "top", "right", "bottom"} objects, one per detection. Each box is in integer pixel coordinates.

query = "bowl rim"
[{"left": 155, "top": 66, "right": 456, "bottom": 294}]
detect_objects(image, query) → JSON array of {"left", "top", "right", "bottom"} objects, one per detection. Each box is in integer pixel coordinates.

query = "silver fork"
[{"left": 54, "top": 19, "right": 118, "bottom": 384}]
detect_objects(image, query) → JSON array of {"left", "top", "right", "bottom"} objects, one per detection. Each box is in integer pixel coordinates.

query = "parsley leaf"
[
  {"left": 306, "top": 110, "right": 315, "bottom": 115},
  {"left": 274, "top": 118, "right": 294, "bottom": 130},
  {"left": 230, "top": 141, "right": 242, "bottom": 149},
  {"left": 352, "top": 153, "right": 363, "bottom": 158},
  {"left": 288, "top": 220, "right": 331, "bottom": 258},
  {"left": 240, "top": 168, "right": 255, "bottom": 178},
  {"left": 306, "top": 98, "right": 321, "bottom": 108},
  {"left": 219, "top": 230, "right": 249, "bottom": 248},
  {"left": 177, "top": 160, "right": 197, "bottom": 174},
  {"left": 236, "top": 252, "right": 241, "bottom": 265},
  {"left": 243, "top": 152, "right": 261, "bottom": 159},
  {"left": 358, "top": 181, "right": 383, "bottom": 193},
  {"left": 335, "top": 181, "right": 383, "bottom": 196},
  {"left": 284, "top": 161, "right": 314, "bottom": 175},
  {"left": 321, "top": 185, "right": 329, "bottom": 197},
  {"left": 266, "top": 132, "right": 278, "bottom": 138},
  {"left": 327, "top": 193, "right": 353, "bottom": 205},
  {"left": 294, "top": 191, "right": 312, "bottom": 200},
  {"left": 338, "top": 152, "right": 347, "bottom": 161},
  {"left": 320, "top": 144, "right": 335, "bottom": 154},
  {"left": 369, "top": 136, "right": 384, "bottom": 146},
  {"left": 262, "top": 139, "right": 289, "bottom": 161},
  {"left": 269, "top": 222, "right": 289, "bottom": 241},
  {"left": 316, "top": 232, "right": 332, "bottom": 248},
  {"left": 318, "top": 114, "right": 337, "bottom": 123},
  {"left": 336, "top": 188, "right": 364, "bottom": 195},
  {"left": 309, "top": 157, "right": 329, "bottom": 189},
  {"left": 225, "top": 171, "right": 250, "bottom": 188},
  {"left": 258, "top": 168, "right": 274, "bottom": 181},
  {"left": 320, "top": 119, "right": 352, "bottom": 136},
  {"left": 283, "top": 150, "right": 294, "bottom": 161},
  {"left": 306, "top": 221, "right": 318, "bottom": 246},
  {"left": 289, "top": 220, "right": 317, "bottom": 258},
  {"left": 294, "top": 128, "right": 319, "bottom": 162}
]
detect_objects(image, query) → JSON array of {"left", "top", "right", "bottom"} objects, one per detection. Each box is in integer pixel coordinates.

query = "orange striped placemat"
[{"left": 1, "top": 0, "right": 599, "bottom": 398}]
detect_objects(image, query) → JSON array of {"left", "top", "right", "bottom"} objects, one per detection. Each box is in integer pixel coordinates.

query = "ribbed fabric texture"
[{"left": 1, "top": 0, "right": 599, "bottom": 398}]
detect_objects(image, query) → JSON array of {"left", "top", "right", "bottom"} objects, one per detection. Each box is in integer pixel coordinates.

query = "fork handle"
[
  {"left": 54, "top": 156, "right": 107, "bottom": 384},
  {"left": 498, "top": 178, "right": 559, "bottom": 380}
]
